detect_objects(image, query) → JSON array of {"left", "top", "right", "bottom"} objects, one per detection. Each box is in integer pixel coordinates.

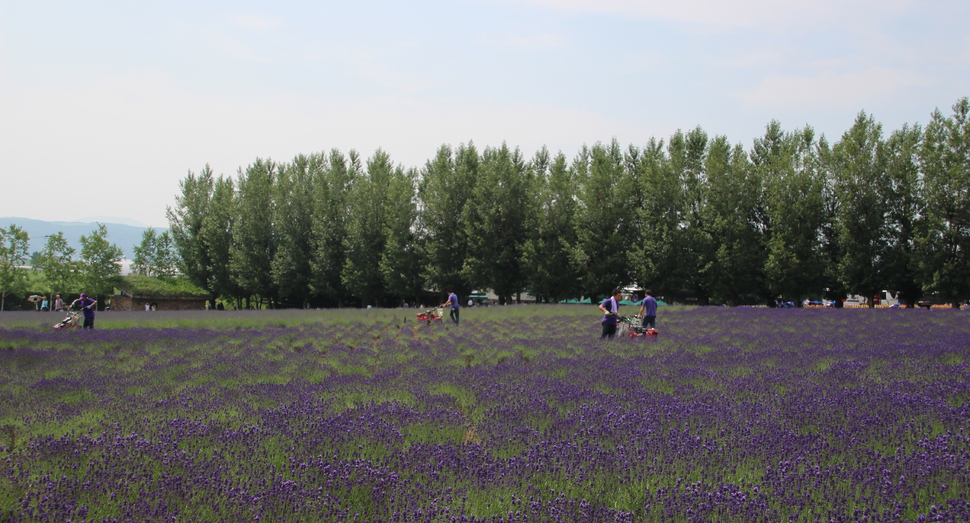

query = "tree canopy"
[{"left": 163, "top": 97, "right": 970, "bottom": 308}]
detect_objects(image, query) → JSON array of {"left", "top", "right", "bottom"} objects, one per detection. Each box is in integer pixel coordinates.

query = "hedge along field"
[{"left": 1, "top": 306, "right": 969, "bottom": 522}]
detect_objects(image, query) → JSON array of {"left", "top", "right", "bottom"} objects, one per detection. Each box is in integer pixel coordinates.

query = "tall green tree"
[
  {"left": 310, "top": 149, "right": 356, "bottom": 305},
  {"left": 918, "top": 98, "right": 970, "bottom": 306},
  {"left": 833, "top": 112, "right": 891, "bottom": 308},
  {"left": 462, "top": 143, "right": 531, "bottom": 304},
  {"left": 78, "top": 223, "right": 123, "bottom": 305},
  {"left": 756, "top": 123, "right": 826, "bottom": 305},
  {"left": 132, "top": 228, "right": 177, "bottom": 278},
  {"left": 0, "top": 224, "right": 30, "bottom": 311},
  {"left": 669, "top": 127, "right": 712, "bottom": 301},
  {"left": 632, "top": 132, "right": 710, "bottom": 300},
  {"left": 699, "top": 137, "right": 768, "bottom": 305},
  {"left": 417, "top": 143, "right": 478, "bottom": 297},
  {"left": 155, "top": 232, "right": 178, "bottom": 279},
  {"left": 570, "top": 140, "right": 637, "bottom": 298},
  {"left": 342, "top": 150, "right": 395, "bottom": 306},
  {"left": 37, "top": 232, "right": 78, "bottom": 301},
  {"left": 198, "top": 175, "right": 238, "bottom": 307},
  {"left": 521, "top": 148, "right": 582, "bottom": 302},
  {"left": 630, "top": 139, "right": 674, "bottom": 296},
  {"left": 380, "top": 167, "right": 423, "bottom": 303},
  {"left": 816, "top": 137, "right": 849, "bottom": 307},
  {"left": 231, "top": 158, "right": 278, "bottom": 308},
  {"left": 882, "top": 124, "right": 924, "bottom": 306},
  {"left": 167, "top": 165, "right": 218, "bottom": 298},
  {"left": 273, "top": 154, "right": 320, "bottom": 308},
  {"left": 132, "top": 227, "right": 160, "bottom": 276}
]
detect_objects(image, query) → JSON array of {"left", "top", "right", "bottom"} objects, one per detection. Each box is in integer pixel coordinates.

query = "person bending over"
[
  {"left": 71, "top": 293, "right": 98, "bottom": 329},
  {"left": 599, "top": 288, "right": 623, "bottom": 339}
]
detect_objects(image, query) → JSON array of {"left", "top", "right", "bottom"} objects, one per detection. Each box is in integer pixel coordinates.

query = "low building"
[
  {"left": 110, "top": 275, "right": 209, "bottom": 311},
  {"left": 110, "top": 291, "right": 208, "bottom": 311}
]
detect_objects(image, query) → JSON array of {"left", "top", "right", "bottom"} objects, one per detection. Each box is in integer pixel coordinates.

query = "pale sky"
[{"left": 2, "top": 0, "right": 967, "bottom": 227}]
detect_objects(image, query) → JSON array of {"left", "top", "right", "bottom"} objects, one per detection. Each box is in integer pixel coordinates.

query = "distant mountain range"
[{"left": 0, "top": 217, "right": 167, "bottom": 259}]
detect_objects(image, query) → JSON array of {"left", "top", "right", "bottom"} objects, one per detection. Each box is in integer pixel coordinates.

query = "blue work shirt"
[
  {"left": 641, "top": 296, "right": 657, "bottom": 316},
  {"left": 601, "top": 297, "right": 619, "bottom": 325},
  {"left": 77, "top": 297, "right": 96, "bottom": 319}
]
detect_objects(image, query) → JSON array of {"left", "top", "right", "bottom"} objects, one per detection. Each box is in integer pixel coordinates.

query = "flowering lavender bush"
[{"left": 1, "top": 307, "right": 968, "bottom": 522}]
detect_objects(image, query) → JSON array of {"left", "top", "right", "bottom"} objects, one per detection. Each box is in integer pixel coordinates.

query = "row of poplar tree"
[{"left": 167, "top": 98, "right": 970, "bottom": 308}]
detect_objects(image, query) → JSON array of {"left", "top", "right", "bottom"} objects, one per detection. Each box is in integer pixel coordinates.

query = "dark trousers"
[
  {"left": 643, "top": 315, "right": 656, "bottom": 329},
  {"left": 601, "top": 321, "right": 617, "bottom": 339},
  {"left": 83, "top": 317, "right": 95, "bottom": 329},
  {"left": 450, "top": 307, "right": 459, "bottom": 325}
]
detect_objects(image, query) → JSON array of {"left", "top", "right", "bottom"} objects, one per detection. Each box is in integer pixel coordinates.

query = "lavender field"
[{"left": 1, "top": 306, "right": 969, "bottom": 522}]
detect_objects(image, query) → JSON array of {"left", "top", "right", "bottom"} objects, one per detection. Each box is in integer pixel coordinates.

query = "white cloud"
[
  {"left": 476, "top": 0, "right": 914, "bottom": 30},
  {"left": 741, "top": 67, "right": 935, "bottom": 108},
  {"left": 211, "top": 14, "right": 287, "bottom": 62},
  {"left": 352, "top": 63, "right": 437, "bottom": 94},
  {"left": 231, "top": 14, "right": 284, "bottom": 31},
  {"left": 480, "top": 32, "right": 567, "bottom": 50},
  {"left": 213, "top": 37, "right": 268, "bottom": 62},
  {"left": 717, "top": 49, "right": 790, "bottom": 69}
]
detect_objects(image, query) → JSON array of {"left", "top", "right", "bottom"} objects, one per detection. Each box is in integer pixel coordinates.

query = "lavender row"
[{"left": 2, "top": 307, "right": 968, "bottom": 521}]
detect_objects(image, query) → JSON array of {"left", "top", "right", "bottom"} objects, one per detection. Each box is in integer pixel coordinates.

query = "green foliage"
[
  {"left": 131, "top": 228, "right": 178, "bottom": 278},
  {"left": 117, "top": 275, "right": 209, "bottom": 297},
  {"left": 699, "top": 138, "right": 767, "bottom": 305},
  {"left": 418, "top": 143, "right": 478, "bottom": 296},
  {"left": 36, "top": 232, "right": 77, "bottom": 300},
  {"left": 571, "top": 140, "right": 638, "bottom": 298},
  {"left": 632, "top": 134, "right": 706, "bottom": 299},
  {"left": 380, "top": 166, "right": 423, "bottom": 303},
  {"left": 154, "top": 96, "right": 970, "bottom": 307},
  {"left": 0, "top": 224, "right": 30, "bottom": 311},
  {"left": 231, "top": 158, "right": 278, "bottom": 307},
  {"left": 882, "top": 124, "right": 924, "bottom": 305},
  {"left": 918, "top": 97, "right": 970, "bottom": 305},
  {"left": 272, "top": 154, "right": 319, "bottom": 307},
  {"left": 78, "top": 223, "right": 123, "bottom": 304},
  {"left": 521, "top": 148, "right": 582, "bottom": 302},
  {"left": 309, "top": 149, "right": 355, "bottom": 303},
  {"left": 203, "top": 176, "right": 239, "bottom": 304},
  {"left": 756, "top": 123, "right": 827, "bottom": 303},
  {"left": 833, "top": 112, "right": 891, "bottom": 307},
  {"left": 342, "top": 150, "right": 394, "bottom": 305},
  {"left": 462, "top": 143, "right": 531, "bottom": 303},
  {"left": 166, "top": 165, "right": 220, "bottom": 300}
]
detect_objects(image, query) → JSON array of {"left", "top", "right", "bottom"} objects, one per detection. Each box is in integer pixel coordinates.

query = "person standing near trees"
[
  {"left": 71, "top": 293, "right": 97, "bottom": 329},
  {"left": 442, "top": 290, "right": 460, "bottom": 325},
  {"left": 54, "top": 295, "right": 64, "bottom": 311},
  {"left": 599, "top": 288, "right": 623, "bottom": 339},
  {"left": 638, "top": 289, "right": 658, "bottom": 330}
]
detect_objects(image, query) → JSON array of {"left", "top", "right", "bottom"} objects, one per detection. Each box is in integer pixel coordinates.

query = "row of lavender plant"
[{"left": 2, "top": 307, "right": 968, "bottom": 521}]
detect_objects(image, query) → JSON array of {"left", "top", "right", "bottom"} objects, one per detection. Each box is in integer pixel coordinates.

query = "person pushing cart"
[
  {"left": 70, "top": 293, "right": 98, "bottom": 329},
  {"left": 638, "top": 290, "right": 658, "bottom": 330}
]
